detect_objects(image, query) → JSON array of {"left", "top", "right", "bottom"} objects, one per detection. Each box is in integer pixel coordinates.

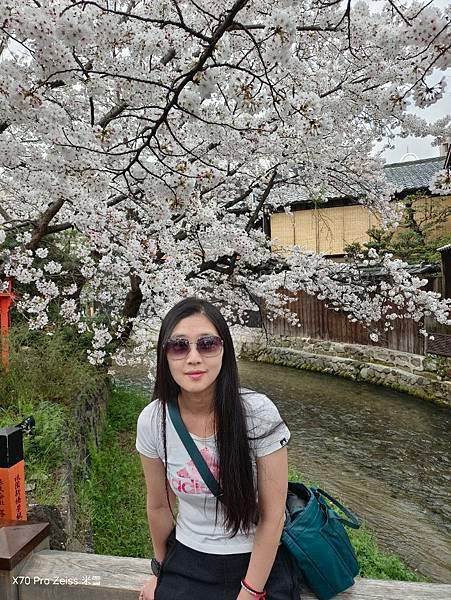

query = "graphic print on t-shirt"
[{"left": 171, "top": 447, "right": 219, "bottom": 496}]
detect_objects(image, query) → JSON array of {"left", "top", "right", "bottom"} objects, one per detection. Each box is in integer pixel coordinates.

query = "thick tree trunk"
[{"left": 114, "top": 273, "right": 143, "bottom": 348}]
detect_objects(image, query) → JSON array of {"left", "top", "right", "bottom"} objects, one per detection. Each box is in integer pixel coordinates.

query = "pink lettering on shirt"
[{"left": 171, "top": 447, "right": 219, "bottom": 495}]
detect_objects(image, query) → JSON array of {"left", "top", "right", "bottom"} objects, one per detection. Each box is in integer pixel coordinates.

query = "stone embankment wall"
[{"left": 231, "top": 327, "right": 451, "bottom": 407}]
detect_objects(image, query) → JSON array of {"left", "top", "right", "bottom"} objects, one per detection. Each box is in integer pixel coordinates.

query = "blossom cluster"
[{"left": 0, "top": 0, "right": 450, "bottom": 367}]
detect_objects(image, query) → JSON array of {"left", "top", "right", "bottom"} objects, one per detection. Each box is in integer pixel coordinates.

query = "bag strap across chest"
[{"left": 167, "top": 399, "right": 222, "bottom": 498}]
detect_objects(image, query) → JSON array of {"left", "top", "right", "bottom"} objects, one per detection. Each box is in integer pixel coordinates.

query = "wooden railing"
[{"left": 2, "top": 521, "right": 451, "bottom": 600}]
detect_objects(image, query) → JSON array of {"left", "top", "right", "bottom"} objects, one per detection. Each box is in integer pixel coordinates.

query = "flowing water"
[{"left": 117, "top": 359, "right": 451, "bottom": 583}]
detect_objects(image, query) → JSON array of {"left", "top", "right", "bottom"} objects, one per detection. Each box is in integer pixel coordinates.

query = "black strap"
[
  {"left": 315, "top": 488, "right": 361, "bottom": 529},
  {"left": 167, "top": 400, "right": 222, "bottom": 498}
]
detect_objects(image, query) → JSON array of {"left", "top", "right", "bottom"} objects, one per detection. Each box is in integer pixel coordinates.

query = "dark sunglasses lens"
[
  {"left": 197, "top": 336, "right": 223, "bottom": 355},
  {"left": 166, "top": 339, "right": 189, "bottom": 358}
]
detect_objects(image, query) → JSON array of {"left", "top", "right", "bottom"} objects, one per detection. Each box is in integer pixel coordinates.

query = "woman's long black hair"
[{"left": 153, "top": 297, "right": 284, "bottom": 537}]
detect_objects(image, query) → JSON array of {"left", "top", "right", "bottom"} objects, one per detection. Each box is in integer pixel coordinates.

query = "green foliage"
[
  {"left": 387, "top": 230, "right": 451, "bottom": 264},
  {"left": 433, "top": 356, "right": 451, "bottom": 380},
  {"left": 0, "top": 324, "right": 106, "bottom": 504},
  {"left": 345, "top": 229, "right": 451, "bottom": 265},
  {"left": 0, "top": 324, "right": 105, "bottom": 409},
  {"left": 345, "top": 228, "right": 395, "bottom": 259},
  {"left": 344, "top": 192, "right": 451, "bottom": 265},
  {"left": 347, "top": 526, "right": 424, "bottom": 582},
  {"left": 78, "top": 385, "right": 152, "bottom": 557},
  {"left": 0, "top": 399, "right": 69, "bottom": 504}
]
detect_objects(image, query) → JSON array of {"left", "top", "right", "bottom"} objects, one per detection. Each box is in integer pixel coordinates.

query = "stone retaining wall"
[{"left": 232, "top": 327, "right": 451, "bottom": 407}]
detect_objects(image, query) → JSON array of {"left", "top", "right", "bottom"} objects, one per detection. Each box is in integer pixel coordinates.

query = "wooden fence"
[{"left": 260, "top": 282, "right": 450, "bottom": 357}]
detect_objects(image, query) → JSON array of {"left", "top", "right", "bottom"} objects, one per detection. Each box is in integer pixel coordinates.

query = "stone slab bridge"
[{"left": 1, "top": 521, "right": 450, "bottom": 600}]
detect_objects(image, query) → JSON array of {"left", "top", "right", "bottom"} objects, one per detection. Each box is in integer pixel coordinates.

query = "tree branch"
[
  {"left": 226, "top": 22, "right": 341, "bottom": 33},
  {"left": 114, "top": 272, "right": 143, "bottom": 347},
  {"left": 161, "top": 47, "right": 176, "bottom": 66},
  {"left": 0, "top": 204, "right": 13, "bottom": 222},
  {"left": 45, "top": 222, "right": 75, "bottom": 235},
  {"left": 25, "top": 199, "right": 66, "bottom": 252},
  {"left": 245, "top": 169, "right": 277, "bottom": 233},
  {"left": 0, "top": 121, "right": 11, "bottom": 134},
  {"left": 122, "top": 0, "right": 250, "bottom": 175},
  {"left": 62, "top": 1, "right": 212, "bottom": 42},
  {"left": 97, "top": 100, "right": 129, "bottom": 129}
]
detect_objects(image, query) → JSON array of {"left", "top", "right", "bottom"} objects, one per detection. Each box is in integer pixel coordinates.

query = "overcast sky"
[
  {"left": 378, "top": 74, "right": 451, "bottom": 164},
  {"left": 375, "top": 0, "right": 451, "bottom": 164}
]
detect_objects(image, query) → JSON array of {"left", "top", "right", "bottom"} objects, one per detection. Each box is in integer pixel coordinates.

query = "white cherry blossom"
[{"left": 0, "top": 0, "right": 450, "bottom": 365}]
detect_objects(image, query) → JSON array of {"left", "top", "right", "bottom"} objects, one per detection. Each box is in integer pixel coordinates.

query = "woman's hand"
[{"left": 139, "top": 575, "right": 158, "bottom": 600}]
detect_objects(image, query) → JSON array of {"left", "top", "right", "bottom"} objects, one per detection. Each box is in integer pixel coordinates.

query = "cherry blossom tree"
[{"left": 0, "top": 0, "right": 450, "bottom": 367}]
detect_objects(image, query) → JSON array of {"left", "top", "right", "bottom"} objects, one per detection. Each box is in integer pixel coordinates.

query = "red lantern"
[{"left": 0, "top": 278, "right": 15, "bottom": 370}]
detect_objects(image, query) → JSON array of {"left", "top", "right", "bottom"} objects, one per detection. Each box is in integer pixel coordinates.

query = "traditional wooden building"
[
  {"left": 268, "top": 154, "right": 451, "bottom": 258},
  {"left": 257, "top": 150, "right": 451, "bottom": 356}
]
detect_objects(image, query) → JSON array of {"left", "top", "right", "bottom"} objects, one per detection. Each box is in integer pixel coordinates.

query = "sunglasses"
[{"left": 165, "top": 335, "right": 224, "bottom": 360}]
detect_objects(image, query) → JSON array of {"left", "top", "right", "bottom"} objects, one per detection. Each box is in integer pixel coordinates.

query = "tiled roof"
[
  {"left": 383, "top": 156, "right": 445, "bottom": 192},
  {"left": 272, "top": 155, "right": 447, "bottom": 212},
  {"left": 358, "top": 262, "right": 441, "bottom": 277}
]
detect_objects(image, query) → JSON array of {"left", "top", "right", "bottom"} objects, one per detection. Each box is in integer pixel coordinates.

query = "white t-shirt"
[{"left": 135, "top": 389, "right": 290, "bottom": 554}]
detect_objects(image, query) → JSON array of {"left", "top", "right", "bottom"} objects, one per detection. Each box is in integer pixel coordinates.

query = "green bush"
[
  {"left": 0, "top": 324, "right": 106, "bottom": 504},
  {"left": 0, "top": 399, "right": 69, "bottom": 504},
  {"left": 0, "top": 325, "right": 104, "bottom": 409},
  {"left": 348, "top": 525, "right": 424, "bottom": 581}
]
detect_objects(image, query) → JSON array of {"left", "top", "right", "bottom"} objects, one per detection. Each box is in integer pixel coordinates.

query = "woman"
[{"left": 135, "top": 297, "right": 300, "bottom": 600}]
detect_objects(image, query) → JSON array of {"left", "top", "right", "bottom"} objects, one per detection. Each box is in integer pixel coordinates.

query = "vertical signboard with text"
[{"left": 0, "top": 426, "right": 27, "bottom": 521}]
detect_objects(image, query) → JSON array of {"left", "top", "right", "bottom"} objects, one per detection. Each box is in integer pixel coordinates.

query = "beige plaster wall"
[
  {"left": 271, "top": 195, "right": 451, "bottom": 256},
  {"left": 271, "top": 204, "right": 379, "bottom": 255}
]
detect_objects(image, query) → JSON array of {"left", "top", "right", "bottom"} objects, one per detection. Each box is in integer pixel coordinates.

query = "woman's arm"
[
  {"left": 139, "top": 453, "right": 177, "bottom": 562},
  {"left": 237, "top": 446, "right": 288, "bottom": 598}
]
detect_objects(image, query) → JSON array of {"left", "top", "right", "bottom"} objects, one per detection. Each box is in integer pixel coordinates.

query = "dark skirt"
[{"left": 155, "top": 527, "right": 301, "bottom": 600}]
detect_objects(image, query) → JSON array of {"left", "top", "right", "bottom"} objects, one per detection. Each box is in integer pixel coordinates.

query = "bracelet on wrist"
[
  {"left": 150, "top": 558, "right": 162, "bottom": 577},
  {"left": 240, "top": 579, "right": 267, "bottom": 599}
]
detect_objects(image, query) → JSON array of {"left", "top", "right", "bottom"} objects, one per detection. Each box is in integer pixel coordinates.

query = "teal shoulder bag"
[
  {"left": 167, "top": 400, "right": 361, "bottom": 600},
  {"left": 283, "top": 482, "right": 361, "bottom": 599}
]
